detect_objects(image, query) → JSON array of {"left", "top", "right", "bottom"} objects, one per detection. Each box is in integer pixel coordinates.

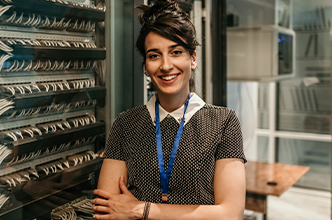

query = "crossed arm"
[{"left": 92, "top": 158, "right": 246, "bottom": 220}]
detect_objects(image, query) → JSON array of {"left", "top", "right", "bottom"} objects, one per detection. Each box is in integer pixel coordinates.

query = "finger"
[
  {"left": 92, "top": 198, "right": 109, "bottom": 206},
  {"left": 93, "top": 213, "right": 113, "bottom": 220},
  {"left": 119, "top": 176, "right": 130, "bottom": 195},
  {"left": 92, "top": 205, "right": 111, "bottom": 214},
  {"left": 93, "top": 189, "right": 111, "bottom": 199}
]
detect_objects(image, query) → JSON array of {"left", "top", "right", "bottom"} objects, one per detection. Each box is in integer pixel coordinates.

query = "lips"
[{"left": 159, "top": 74, "right": 179, "bottom": 81}]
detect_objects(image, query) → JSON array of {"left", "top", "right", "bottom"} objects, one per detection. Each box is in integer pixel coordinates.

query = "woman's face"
[{"left": 144, "top": 32, "right": 196, "bottom": 98}]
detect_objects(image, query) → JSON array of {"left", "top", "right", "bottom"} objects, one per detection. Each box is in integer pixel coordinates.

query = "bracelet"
[{"left": 142, "top": 201, "right": 151, "bottom": 220}]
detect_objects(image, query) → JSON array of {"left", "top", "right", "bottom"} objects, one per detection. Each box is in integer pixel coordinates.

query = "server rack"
[{"left": 0, "top": 0, "right": 106, "bottom": 219}]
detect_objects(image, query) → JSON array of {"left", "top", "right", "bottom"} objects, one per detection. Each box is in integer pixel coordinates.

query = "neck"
[{"left": 157, "top": 91, "right": 190, "bottom": 113}]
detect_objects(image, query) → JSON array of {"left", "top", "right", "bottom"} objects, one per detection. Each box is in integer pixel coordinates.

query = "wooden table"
[{"left": 245, "top": 161, "right": 309, "bottom": 220}]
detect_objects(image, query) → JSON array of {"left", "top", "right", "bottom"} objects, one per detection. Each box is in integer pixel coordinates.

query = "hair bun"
[
  {"left": 135, "top": 0, "right": 199, "bottom": 62},
  {"left": 136, "top": 0, "right": 185, "bottom": 25}
]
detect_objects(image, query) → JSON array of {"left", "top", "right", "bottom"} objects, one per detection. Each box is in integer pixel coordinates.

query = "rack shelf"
[
  {"left": 0, "top": 144, "right": 95, "bottom": 176},
  {"left": 0, "top": 157, "right": 103, "bottom": 218},
  {"left": 11, "top": 0, "right": 105, "bottom": 22},
  {"left": 5, "top": 122, "right": 105, "bottom": 157},
  {"left": 6, "top": 46, "right": 106, "bottom": 60},
  {"left": 0, "top": 107, "right": 94, "bottom": 130},
  {"left": 13, "top": 87, "right": 106, "bottom": 109}
]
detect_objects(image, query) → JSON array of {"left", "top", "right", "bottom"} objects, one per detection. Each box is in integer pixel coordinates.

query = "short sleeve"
[
  {"left": 215, "top": 110, "right": 246, "bottom": 163},
  {"left": 103, "top": 113, "right": 125, "bottom": 160}
]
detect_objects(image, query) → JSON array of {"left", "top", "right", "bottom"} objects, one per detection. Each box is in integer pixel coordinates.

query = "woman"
[{"left": 92, "top": 0, "right": 246, "bottom": 219}]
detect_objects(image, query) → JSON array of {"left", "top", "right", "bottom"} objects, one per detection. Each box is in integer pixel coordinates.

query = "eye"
[
  {"left": 172, "top": 50, "right": 183, "bottom": 55},
  {"left": 147, "top": 54, "right": 159, "bottom": 59}
]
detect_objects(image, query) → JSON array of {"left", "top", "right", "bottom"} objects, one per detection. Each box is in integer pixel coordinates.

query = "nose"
[{"left": 160, "top": 55, "right": 173, "bottom": 72}]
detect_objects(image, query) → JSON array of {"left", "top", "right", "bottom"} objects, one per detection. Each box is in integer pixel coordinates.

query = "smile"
[{"left": 159, "top": 74, "right": 179, "bottom": 81}]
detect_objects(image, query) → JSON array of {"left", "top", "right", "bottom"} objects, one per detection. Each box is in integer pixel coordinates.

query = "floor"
[{"left": 244, "top": 187, "right": 331, "bottom": 220}]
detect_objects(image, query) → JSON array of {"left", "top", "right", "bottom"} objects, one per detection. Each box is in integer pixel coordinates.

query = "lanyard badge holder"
[{"left": 155, "top": 94, "right": 191, "bottom": 204}]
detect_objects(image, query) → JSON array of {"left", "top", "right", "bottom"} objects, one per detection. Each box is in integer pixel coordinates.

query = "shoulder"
[
  {"left": 112, "top": 105, "right": 152, "bottom": 132},
  {"left": 202, "top": 104, "right": 233, "bottom": 112},
  {"left": 198, "top": 104, "right": 238, "bottom": 122},
  {"left": 116, "top": 105, "right": 149, "bottom": 122},
  {"left": 187, "top": 104, "right": 240, "bottom": 134}
]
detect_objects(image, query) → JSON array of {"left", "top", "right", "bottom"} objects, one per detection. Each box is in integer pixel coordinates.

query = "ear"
[
  {"left": 143, "top": 64, "right": 148, "bottom": 75},
  {"left": 191, "top": 51, "right": 197, "bottom": 70}
]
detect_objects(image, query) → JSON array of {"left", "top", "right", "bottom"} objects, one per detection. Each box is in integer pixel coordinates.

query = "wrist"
[
  {"left": 142, "top": 201, "right": 152, "bottom": 220},
  {"left": 133, "top": 201, "right": 146, "bottom": 219}
]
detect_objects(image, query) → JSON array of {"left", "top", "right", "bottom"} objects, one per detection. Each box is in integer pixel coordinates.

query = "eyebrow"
[{"left": 146, "top": 44, "right": 182, "bottom": 54}]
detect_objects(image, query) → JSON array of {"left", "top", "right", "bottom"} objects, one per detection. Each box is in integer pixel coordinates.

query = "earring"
[
  {"left": 191, "top": 62, "right": 196, "bottom": 70},
  {"left": 143, "top": 66, "right": 148, "bottom": 76}
]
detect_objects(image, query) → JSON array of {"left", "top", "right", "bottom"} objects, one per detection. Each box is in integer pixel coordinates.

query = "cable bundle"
[
  {"left": 0, "top": 53, "right": 13, "bottom": 70},
  {"left": 52, "top": 198, "right": 95, "bottom": 220},
  {"left": 52, "top": 206, "right": 77, "bottom": 220},
  {"left": 67, "top": 79, "right": 96, "bottom": 90},
  {"left": 0, "top": 0, "right": 12, "bottom": 5},
  {"left": 0, "top": 150, "right": 98, "bottom": 193},
  {"left": 1, "top": 115, "right": 96, "bottom": 142},
  {"left": 0, "top": 115, "right": 97, "bottom": 165},
  {"left": 6, "top": 12, "right": 42, "bottom": 27},
  {"left": 0, "top": 98, "right": 14, "bottom": 118},
  {"left": 46, "top": 0, "right": 106, "bottom": 11},
  {"left": 0, "top": 168, "right": 39, "bottom": 188},
  {"left": 36, "top": 159, "right": 70, "bottom": 176},
  {"left": 1, "top": 0, "right": 105, "bottom": 11},
  {"left": 2, "top": 83, "right": 42, "bottom": 95},
  {"left": 0, "top": 99, "right": 96, "bottom": 120},
  {"left": 4, "top": 135, "right": 97, "bottom": 166},
  {"left": 0, "top": 59, "right": 98, "bottom": 72},
  {"left": 0, "top": 7, "right": 98, "bottom": 32},
  {"left": 0, "top": 40, "right": 14, "bottom": 54},
  {"left": 38, "top": 115, "right": 96, "bottom": 134},
  {"left": 4, "top": 148, "right": 40, "bottom": 166},
  {"left": 0, "top": 103, "right": 41, "bottom": 119},
  {"left": 67, "top": 151, "right": 98, "bottom": 167},
  {"left": 0, "top": 79, "right": 95, "bottom": 117},
  {"left": 66, "top": 20, "right": 95, "bottom": 32},
  {"left": 3, "top": 38, "right": 97, "bottom": 48},
  {"left": 71, "top": 198, "right": 95, "bottom": 219},
  {"left": 1, "top": 80, "right": 97, "bottom": 96},
  {"left": 0, "top": 40, "right": 99, "bottom": 67},
  {"left": 0, "top": 193, "right": 10, "bottom": 209},
  {"left": 0, "top": 144, "right": 11, "bottom": 165},
  {"left": 0, "top": 5, "right": 13, "bottom": 18},
  {"left": 36, "top": 79, "right": 95, "bottom": 92},
  {"left": 0, "top": 150, "right": 98, "bottom": 188}
]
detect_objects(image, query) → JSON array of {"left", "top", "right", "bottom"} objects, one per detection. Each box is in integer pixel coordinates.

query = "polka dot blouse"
[{"left": 104, "top": 103, "right": 246, "bottom": 205}]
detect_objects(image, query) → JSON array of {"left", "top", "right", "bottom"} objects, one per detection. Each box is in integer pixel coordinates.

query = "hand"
[{"left": 92, "top": 176, "right": 143, "bottom": 220}]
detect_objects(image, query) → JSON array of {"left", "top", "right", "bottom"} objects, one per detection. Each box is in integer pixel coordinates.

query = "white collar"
[{"left": 146, "top": 93, "right": 205, "bottom": 125}]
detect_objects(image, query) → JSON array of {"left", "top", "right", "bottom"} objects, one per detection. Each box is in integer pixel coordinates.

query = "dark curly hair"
[{"left": 135, "top": 0, "right": 200, "bottom": 64}]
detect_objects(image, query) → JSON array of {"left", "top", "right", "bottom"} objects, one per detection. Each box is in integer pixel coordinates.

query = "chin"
[{"left": 158, "top": 88, "right": 187, "bottom": 97}]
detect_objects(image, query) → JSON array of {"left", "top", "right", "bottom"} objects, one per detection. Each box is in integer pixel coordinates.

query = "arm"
[
  {"left": 93, "top": 158, "right": 246, "bottom": 220},
  {"left": 97, "top": 158, "right": 128, "bottom": 194},
  {"left": 94, "top": 158, "right": 146, "bottom": 219},
  {"left": 143, "top": 158, "right": 246, "bottom": 220}
]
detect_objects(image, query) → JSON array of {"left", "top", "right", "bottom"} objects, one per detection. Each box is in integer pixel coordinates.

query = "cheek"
[
  {"left": 145, "top": 63, "right": 158, "bottom": 74},
  {"left": 183, "top": 64, "right": 193, "bottom": 77},
  {"left": 149, "top": 77, "right": 159, "bottom": 88}
]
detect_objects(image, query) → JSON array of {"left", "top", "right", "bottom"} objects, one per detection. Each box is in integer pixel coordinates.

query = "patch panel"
[{"left": 0, "top": 0, "right": 106, "bottom": 218}]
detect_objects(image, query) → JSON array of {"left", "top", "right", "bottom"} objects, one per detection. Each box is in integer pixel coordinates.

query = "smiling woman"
[
  {"left": 92, "top": 0, "right": 247, "bottom": 220},
  {"left": 144, "top": 32, "right": 196, "bottom": 112}
]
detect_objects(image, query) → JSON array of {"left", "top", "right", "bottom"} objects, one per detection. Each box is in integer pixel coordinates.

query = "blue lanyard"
[{"left": 155, "top": 94, "right": 191, "bottom": 203}]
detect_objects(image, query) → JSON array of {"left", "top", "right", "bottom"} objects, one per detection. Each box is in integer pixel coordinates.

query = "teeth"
[{"left": 161, "top": 75, "right": 177, "bottom": 81}]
